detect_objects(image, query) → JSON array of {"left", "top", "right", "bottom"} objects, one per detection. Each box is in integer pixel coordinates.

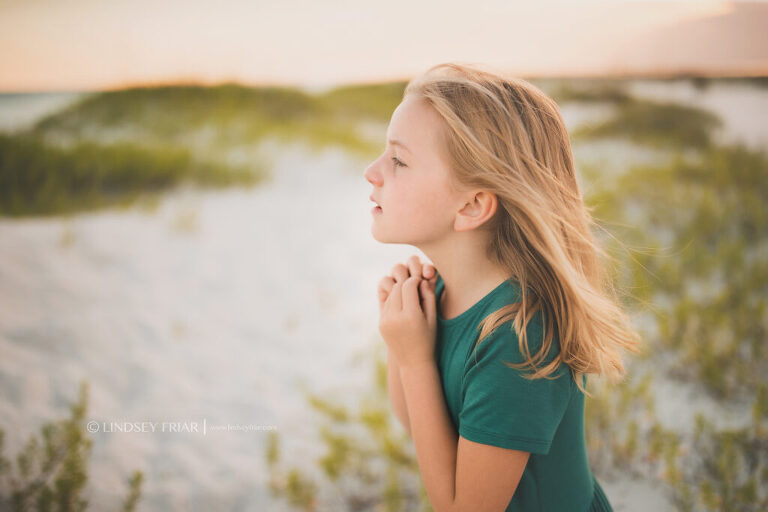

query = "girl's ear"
[{"left": 456, "top": 190, "right": 499, "bottom": 232}]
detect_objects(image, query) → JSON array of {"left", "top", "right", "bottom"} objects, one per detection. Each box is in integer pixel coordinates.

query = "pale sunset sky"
[{"left": 1, "top": 0, "right": 766, "bottom": 93}]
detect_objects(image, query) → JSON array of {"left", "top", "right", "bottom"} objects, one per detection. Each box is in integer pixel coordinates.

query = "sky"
[{"left": 0, "top": 0, "right": 766, "bottom": 93}]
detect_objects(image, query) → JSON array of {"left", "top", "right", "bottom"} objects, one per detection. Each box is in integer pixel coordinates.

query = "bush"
[{"left": 0, "top": 381, "right": 143, "bottom": 512}]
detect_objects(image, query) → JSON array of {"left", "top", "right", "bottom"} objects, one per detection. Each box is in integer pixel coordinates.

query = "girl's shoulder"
[
  {"left": 435, "top": 271, "right": 563, "bottom": 369},
  {"left": 468, "top": 303, "right": 568, "bottom": 379}
]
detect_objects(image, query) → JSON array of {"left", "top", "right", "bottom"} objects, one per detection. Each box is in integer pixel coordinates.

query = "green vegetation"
[
  {"left": 265, "top": 347, "right": 431, "bottom": 511},
  {"left": 573, "top": 79, "right": 768, "bottom": 508},
  {"left": 548, "top": 80, "right": 725, "bottom": 149},
  {"left": 572, "top": 98, "right": 722, "bottom": 149},
  {"left": 31, "top": 84, "right": 323, "bottom": 138},
  {"left": 0, "top": 381, "right": 143, "bottom": 511},
  {"left": 26, "top": 82, "right": 404, "bottom": 158},
  {"left": 588, "top": 142, "right": 768, "bottom": 400},
  {"left": 31, "top": 84, "right": 378, "bottom": 158},
  {"left": 2, "top": 81, "right": 407, "bottom": 217},
  {"left": 585, "top": 375, "right": 768, "bottom": 511},
  {"left": 550, "top": 82, "right": 634, "bottom": 105},
  {"left": 0, "top": 133, "right": 264, "bottom": 217},
  {"left": 319, "top": 82, "right": 408, "bottom": 121},
  {"left": 30, "top": 82, "right": 403, "bottom": 142},
  {"left": 579, "top": 136, "right": 768, "bottom": 505},
  {"left": 680, "top": 75, "right": 768, "bottom": 90}
]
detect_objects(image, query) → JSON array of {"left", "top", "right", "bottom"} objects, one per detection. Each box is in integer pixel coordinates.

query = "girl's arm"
[
  {"left": 386, "top": 348, "right": 411, "bottom": 436},
  {"left": 381, "top": 255, "right": 436, "bottom": 437},
  {"left": 380, "top": 256, "right": 528, "bottom": 511},
  {"left": 399, "top": 361, "right": 529, "bottom": 512}
]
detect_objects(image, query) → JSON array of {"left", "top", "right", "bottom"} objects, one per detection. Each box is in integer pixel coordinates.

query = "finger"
[
  {"left": 402, "top": 274, "right": 422, "bottom": 312},
  {"left": 407, "top": 255, "right": 423, "bottom": 282},
  {"left": 420, "top": 279, "right": 436, "bottom": 324},
  {"left": 389, "top": 280, "right": 403, "bottom": 311},
  {"left": 423, "top": 267, "right": 438, "bottom": 289},
  {"left": 391, "top": 263, "right": 409, "bottom": 284},
  {"left": 422, "top": 263, "right": 435, "bottom": 280},
  {"left": 378, "top": 276, "right": 395, "bottom": 308}
]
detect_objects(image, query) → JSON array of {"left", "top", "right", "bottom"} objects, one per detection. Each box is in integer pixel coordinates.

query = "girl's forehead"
[
  {"left": 388, "top": 99, "right": 443, "bottom": 153},
  {"left": 392, "top": 96, "right": 434, "bottom": 125}
]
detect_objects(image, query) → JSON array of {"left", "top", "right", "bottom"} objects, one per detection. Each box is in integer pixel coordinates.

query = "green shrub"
[
  {"left": 0, "top": 381, "right": 143, "bottom": 512},
  {"left": 0, "top": 133, "right": 263, "bottom": 217}
]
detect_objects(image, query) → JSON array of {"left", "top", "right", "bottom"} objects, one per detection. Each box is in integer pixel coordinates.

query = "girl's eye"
[{"left": 391, "top": 157, "right": 406, "bottom": 168}]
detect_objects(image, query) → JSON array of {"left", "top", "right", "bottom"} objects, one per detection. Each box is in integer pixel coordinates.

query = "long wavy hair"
[{"left": 404, "top": 62, "right": 643, "bottom": 397}]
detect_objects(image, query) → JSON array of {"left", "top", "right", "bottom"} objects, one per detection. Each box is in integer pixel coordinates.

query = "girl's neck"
[
  {"left": 420, "top": 232, "right": 511, "bottom": 320},
  {"left": 437, "top": 268, "right": 511, "bottom": 321}
]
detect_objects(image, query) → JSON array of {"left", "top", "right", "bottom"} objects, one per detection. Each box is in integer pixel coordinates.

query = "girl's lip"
[{"left": 371, "top": 205, "right": 383, "bottom": 214}]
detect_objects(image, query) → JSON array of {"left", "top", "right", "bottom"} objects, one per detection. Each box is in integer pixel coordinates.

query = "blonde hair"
[{"left": 404, "top": 62, "right": 643, "bottom": 397}]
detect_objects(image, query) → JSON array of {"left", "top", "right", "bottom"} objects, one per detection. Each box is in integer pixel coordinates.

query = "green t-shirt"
[{"left": 434, "top": 273, "right": 613, "bottom": 512}]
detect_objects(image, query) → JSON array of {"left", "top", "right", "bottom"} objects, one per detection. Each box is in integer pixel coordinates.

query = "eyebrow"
[{"left": 387, "top": 138, "right": 412, "bottom": 154}]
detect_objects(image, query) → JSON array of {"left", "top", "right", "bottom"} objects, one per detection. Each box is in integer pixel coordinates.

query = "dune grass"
[
  {"left": 550, "top": 81, "right": 635, "bottom": 105},
  {"left": 572, "top": 99, "right": 723, "bottom": 150},
  {"left": 0, "top": 133, "right": 264, "bottom": 217},
  {"left": 1, "top": 81, "right": 410, "bottom": 217},
  {"left": 586, "top": 142, "right": 768, "bottom": 400},
  {"left": 27, "top": 82, "right": 404, "bottom": 157},
  {"left": 551, "top": 80, "right": 724, "bottom": 150}
]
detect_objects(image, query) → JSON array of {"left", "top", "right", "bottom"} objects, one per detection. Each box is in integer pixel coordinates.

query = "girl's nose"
[{"left": 364, "top": 161, "right": 382, "bottom": 186}]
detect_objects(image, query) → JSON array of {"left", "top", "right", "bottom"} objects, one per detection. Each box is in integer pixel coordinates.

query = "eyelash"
[{"left": 391, "top": 157, "right": 406, "bottom": 168}]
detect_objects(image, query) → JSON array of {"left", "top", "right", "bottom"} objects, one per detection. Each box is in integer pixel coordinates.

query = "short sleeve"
[{"left": 458, "top": 316, "right": 572, "bottom": 455}]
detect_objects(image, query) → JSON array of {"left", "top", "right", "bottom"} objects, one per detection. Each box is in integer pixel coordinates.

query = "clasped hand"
[{"left": 377, "top": 255, "right": 439, "bottom": 368}]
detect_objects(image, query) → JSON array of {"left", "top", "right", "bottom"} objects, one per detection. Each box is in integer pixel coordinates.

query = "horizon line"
[{"left": 2, "top": 67, "right": 767, "bottom": 95}]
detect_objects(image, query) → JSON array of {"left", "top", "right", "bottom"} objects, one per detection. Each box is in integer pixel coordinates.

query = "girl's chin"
[
  {"left": 370, "top": 225, "right": 394, "bottom": 244},
  {"left": 370, "top": 230, "right": 413, "bottom": 246}
]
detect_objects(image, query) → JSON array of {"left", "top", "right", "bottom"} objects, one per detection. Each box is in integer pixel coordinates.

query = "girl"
[{"left": 364, "top": 63, "right": 643, "bottom": 512}]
